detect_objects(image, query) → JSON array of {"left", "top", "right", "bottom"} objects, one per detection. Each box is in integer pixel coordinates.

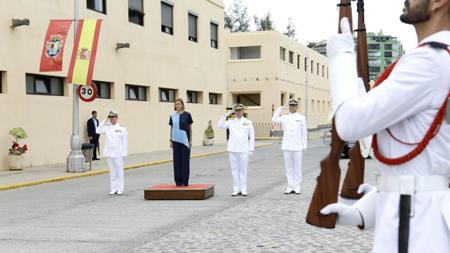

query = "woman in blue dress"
[{"left": 169, "top": 98, "right": 193, "bottom": 186}]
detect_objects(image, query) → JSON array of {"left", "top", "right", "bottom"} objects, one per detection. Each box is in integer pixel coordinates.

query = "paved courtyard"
[{"left": 0, "top": 141, "right": 376, "bottom": 252}]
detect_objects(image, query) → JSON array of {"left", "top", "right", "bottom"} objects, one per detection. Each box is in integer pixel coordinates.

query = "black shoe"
[
  {"left": 290, "top": 190, "right": 295, "bottom": 194},
  {"left": 93, "top": 158, "right": 100, "bottom": 161}
]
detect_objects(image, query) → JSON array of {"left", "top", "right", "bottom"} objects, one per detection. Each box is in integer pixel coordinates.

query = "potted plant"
[
  {"left": 203, "top": 120, "right": 215, "bottom": 146},
  {"left": 8, "top": 127, "right": 28, "bottom": 171}
]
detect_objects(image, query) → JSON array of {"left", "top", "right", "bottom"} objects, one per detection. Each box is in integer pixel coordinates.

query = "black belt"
[{"left": 398, "top": 194, "right": 411, "bottom": 253}]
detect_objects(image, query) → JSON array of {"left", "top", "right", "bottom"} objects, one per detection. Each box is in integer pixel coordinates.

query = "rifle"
[
  {"left": 306, "top": 0, "right": 353, "bottom": 229},
  {"left": 340, "top": 0, "right": 370, "bottom": 199}
]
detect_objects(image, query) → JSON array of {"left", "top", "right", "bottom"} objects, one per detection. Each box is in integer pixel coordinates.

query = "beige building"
[
  {"left": 0, "top": 0, "right": 227, "bottom": 170},
  {"left": 226, "top": 31, "right": 331, "bottom": 136}
]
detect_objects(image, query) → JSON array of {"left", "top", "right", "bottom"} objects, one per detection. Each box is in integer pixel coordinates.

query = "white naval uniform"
[
  {"left": 334, "top": 31, "right": 450, "bottom": 252},
  {"left": 218, "top": 115, "right": 255, "bottom": 193},
  {"left": 272, "top": 107, "right": 308, "bottom": 192},
  {"left": 96, "top": 120, "right": 128, "bottom": 193}
]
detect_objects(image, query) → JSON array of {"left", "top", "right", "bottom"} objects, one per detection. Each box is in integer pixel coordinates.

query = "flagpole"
[{"left": 67, "top": 0, "right": 86, "bottom": 172}]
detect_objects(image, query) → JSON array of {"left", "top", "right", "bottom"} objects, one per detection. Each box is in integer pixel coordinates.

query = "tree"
[
  {"left": 224, "top": 0, "right": 251, "bottom": 32},
  {"left": 284, "top": 17, "right": 296, "bottom": 39},
  {"left": 254, "top": 12, "right": 275, "bottom": 31}
]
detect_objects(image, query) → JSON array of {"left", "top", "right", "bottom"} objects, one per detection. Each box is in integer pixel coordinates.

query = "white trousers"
[
  {"left": 283, "top": 151, "right": 303, "bottom": 192},
  {"left": 229, "top": 152, "right": 249, "bottom": 193},
  {"left": 107, "top": 157, "right": 124, "bottom": 193}
]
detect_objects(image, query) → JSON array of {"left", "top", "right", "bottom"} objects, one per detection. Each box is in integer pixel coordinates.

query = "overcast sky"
[{"left": 223, "top": 0, "right": 418, "bottom": 51}]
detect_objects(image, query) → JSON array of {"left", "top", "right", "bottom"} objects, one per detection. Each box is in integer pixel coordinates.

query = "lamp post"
[{"left": 67, "top": 0, "right": 86, "bottom": 172}]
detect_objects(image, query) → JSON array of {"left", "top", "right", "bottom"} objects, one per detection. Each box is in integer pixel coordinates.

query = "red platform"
[{"left": 144, "top": 184, "right": 214, "bottom": 200}]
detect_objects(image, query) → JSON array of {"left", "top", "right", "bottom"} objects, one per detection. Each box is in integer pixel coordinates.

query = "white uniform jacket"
[
  {"left": 96, "top": 122, "right": 128, "bottom": 158},
  {"left": 335, "top": 31, "right": 450, "bottom": 252},
  {"left": 272, "top": 107, "right": 308, "bottom": 152},
  {"left": 218, "top": 115, "right": 255, "bottom": 153}
]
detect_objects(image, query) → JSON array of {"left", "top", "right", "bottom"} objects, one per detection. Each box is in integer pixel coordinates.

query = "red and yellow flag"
[
  {"left": 67, "top": 19, "right": 102, "bottom": 86},
  {"left": 39, "top": 20, "right": 72, "bottom": 72}
]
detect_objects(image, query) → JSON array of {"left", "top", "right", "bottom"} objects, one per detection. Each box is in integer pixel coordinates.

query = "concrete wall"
[{"left": 0, "top": 0, "right": 227, "bottom": 170}]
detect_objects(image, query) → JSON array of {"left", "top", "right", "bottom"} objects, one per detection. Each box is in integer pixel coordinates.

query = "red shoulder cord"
[{"left": 371, "top": 43, "right": 450, "bottom": 165}]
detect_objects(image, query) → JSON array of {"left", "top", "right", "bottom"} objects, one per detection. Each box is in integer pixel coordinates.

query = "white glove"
[
  {"left": 321, "top": 203, "right": 362, "bottom": 227},
  {"left": 225, "top": 109, "right": 235, "bottom": 117},
  {"left": 327, "top": 18, "right": 360, "bottom": 120},
  {"left": 283, "top": 103, "right": 289, "bottom": 108},
  {"left": 357, "top": 183, "right": 374, "bottom": 195}
]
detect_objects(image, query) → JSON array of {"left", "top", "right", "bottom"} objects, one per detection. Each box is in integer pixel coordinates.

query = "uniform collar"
[{"left": 420, "top": 31, "right": 450, "bottom": 45}]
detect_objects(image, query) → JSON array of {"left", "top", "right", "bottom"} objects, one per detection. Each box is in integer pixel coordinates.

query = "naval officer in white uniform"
[
  {"left": 272, "top": 99, "right": 308, "bottom": 194},
  {"left": 321, "top": 1, "right": 450, "bottom": 252},
  {"left": 218, "top": 104, "right": 255, "bottom": 196},
  {"left": 96, "top": 111, "right": 128, "bottom": 195}
]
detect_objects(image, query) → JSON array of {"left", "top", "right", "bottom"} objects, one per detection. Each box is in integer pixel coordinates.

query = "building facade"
[
  {"left": 0, "top": 0, "right": 227, "bottom": 170},
  {"left": 367, "top": 31, "right": 404, "bottom": 81},
  {"left": 226, "top": 31, "right": 331, "bottom": 137}
]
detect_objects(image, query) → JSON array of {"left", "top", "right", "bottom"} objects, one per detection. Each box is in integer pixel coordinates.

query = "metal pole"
[
  {"left": 304, "top": 53, "right": 309, "bottom": 129},
  {"left": 67, "top": 0, "right": 86, "bottom": 172}
]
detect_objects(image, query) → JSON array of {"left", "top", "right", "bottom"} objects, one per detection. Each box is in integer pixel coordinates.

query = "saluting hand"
[{"left": 225, "top": 109, "right": 235, "bottom": 117}]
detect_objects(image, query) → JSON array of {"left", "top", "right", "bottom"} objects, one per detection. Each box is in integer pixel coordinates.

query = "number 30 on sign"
[{"left": 77, "top": 83, "right": 97, "bottom": 102}]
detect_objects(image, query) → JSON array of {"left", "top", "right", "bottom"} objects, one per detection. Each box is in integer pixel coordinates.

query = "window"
[
  {"left": 209, "top": 93, "right": 221, "bottom": 104},
  {"left": 317, "top": 63, "right": 320, "bottom": 75},
  {"left": 87, "top": 0, "right": 106, "bottom": 14},
  {"left": 368, "top": 44, "right": 380, "bottom": 50},
  {"left": 281, "top": 93, "right": 286, "bottom": 105},
  {"left": 322, "top": 65, "right": 325, "bottom": 77},
  {"left": 280, "top": 47, "right": 286, "bottom": 61},
  {"left": 311, "top": 60, "right": 314, "bottom": 73},
  {"left": 159, "top": 88, "right": 176, "bottom": 102},
  {"left": 161, "top": 1, "right": 174, "bottom": 35},
  {"left": 384, "top": 51, "right": 393, "bottom": 58},
  {"left": 188, "top": 13, "right": 198, "bottom": 42},
  {"left": 230, "top": 46, "right": 261, "bottom": 60},
  {"left": 369, "top": 59, "right": 381, "bottom": 67},
  {"left": 297, "top": 55, "right": 300, "bottom": 69},
  {"left": 369, "top": 66, "right": 381, "bottom": 72},
  {"left": 0, "top": 71, "right": 3, "bottom": 93},
  {"left": 304, "top": 58, "right": 307, "bottom": 71},
  {"left": 233, "top": 93, "right": 261, "bottom": 106},
  {"left": 385, "top": 44, "right": 393, "bottom": 50},
  {"left": 289, "top": 51, "right": 294, "bottom": 64},
  {"left": 125, "top": 84, "right": 147, "bottom": 101},
  {"left": 210, "top": 22, "right": 218, "bottom": 49},
  {"left": 26, "top": 74, "right": 64, "bottom": 96},
  {"left": 187, "top": 90, "right": 202, "bottom": 103},
  {"left": 129, "top": 0, "right": 144, "bottom": 26},
  {"left": 94, "top": 81, "right": 112, "bottom": 99},
  {"left": 368, "top": 50, "right": 381, "bottom": 57}
]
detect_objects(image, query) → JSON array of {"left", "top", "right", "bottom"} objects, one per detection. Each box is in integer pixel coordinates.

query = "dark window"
[
  {"left": 230, "top": 46, "right": 261, "bottom": 60},
  {"left": 159, "top": 88, "right": 176, "bottom": 102},
  {"left": 187, "top": 90, "right": 200, "bottom": 103},
  {"left": 368, "top": 44, "right": 380, "bottom": 50},
  {"left": 87, "top": 0, "right": 106, "bottom": 14},
  {"left": 279, "top": 47, "right": 286, "bottom": 61},
  {"left": 210, "top": 22, "right": 218, "bottom": 49},
  {"left": 161, "top": 1, "right": 174, "bottom": 35},
  {"left": 317, "top": 63, "right": 320, "bottom": 75},
  {"left": 26, "top": 74, "right": 64, "bottom": 96},
  {"left": 94, "top": 81, "right": 112, "bottom": 99},
  {"left": 385, "top": 44, "right": 393, "bottom": 50},
  {"left": 129, "top": 0, "right": 144, "bottom": 26},
  {"left": 288, "top": 51, "right": 294, "bottom": 64},
  {"left": 188, "top": 13, "right": 198, "bottom": 42},
  {"left": 311, "top": 60, "right": 314, "bottom": 73},
  {"left": 304, "top": 58, "right": 307, "bottom": 71},
  {"left": 297, "top": 55, "right": 300, "bottom": 69},
  {"left": 0, "top": 71, "right": 3, "bottom": 93},
  {"left": 369, "top": 66, "right": 381, "bottom": 72},
  {"left": 322, "top": 65, "right": 325, "bottom": 77},
  {"left": 384, "top": 51, "right": 393, "bottom": 57},
  {"left": 125, "top": 84, "right": 147, "bottom": 101},
  {"left": 209, "top": 93, "right": 220, "bottom": 104}
]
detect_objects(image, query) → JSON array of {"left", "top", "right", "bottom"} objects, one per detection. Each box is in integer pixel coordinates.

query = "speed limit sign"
[{"left": 77, "top": 83, "right": 97, "bottom": 102}]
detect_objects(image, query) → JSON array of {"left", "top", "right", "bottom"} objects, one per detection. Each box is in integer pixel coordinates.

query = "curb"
[{"left": 0, "top": 143, "right": 273, "bottom": 192}]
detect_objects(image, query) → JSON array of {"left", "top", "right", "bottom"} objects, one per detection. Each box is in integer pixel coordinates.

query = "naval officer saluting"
[
  {"left": 272, "top": 99, "right": 307, "bottom": 194},
  {"left": 218, "top": 104, "right": 255, "bottom": 196},
  {"left": 96, "top": 111, "right": 128, "bottom": 195}
]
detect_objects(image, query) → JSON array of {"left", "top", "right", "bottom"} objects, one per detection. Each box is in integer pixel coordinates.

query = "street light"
[{"left": 11, "top": 18, "right": 30, "bottom": 28}]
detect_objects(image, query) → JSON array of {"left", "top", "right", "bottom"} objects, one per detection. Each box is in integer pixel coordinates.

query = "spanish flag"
[{"left": 67, "top": 19, "right": 102, "bottom": 86}]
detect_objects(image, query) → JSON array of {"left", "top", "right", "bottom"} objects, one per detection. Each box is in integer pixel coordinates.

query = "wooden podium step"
[{"left": 144, "top": 184, "right": 214, "bottom": 200}]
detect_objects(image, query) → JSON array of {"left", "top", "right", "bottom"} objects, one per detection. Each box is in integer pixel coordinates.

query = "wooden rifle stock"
[
  {"left": 340, "top": 0, "right": 370, "bottom": 199},
  {"left": 306, "top": 0, "right": 353, "bottom": 229}
]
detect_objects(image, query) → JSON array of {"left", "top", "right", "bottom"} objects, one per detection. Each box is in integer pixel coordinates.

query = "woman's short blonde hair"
[{"left": 174, "top": 98, "right": 185, "bottom": 111}]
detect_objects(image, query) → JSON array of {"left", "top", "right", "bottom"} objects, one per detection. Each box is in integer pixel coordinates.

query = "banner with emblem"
[
  {"left": 67, "top": 19, "right": 102, "bottom": 86},
  {"left": 39, "top": 20, "right": 72, "bottom": 72}
]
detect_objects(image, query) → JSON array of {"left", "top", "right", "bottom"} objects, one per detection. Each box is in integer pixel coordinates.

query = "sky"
[{"left": 223, "top": 0, "right": 418, "bottom": 51}]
